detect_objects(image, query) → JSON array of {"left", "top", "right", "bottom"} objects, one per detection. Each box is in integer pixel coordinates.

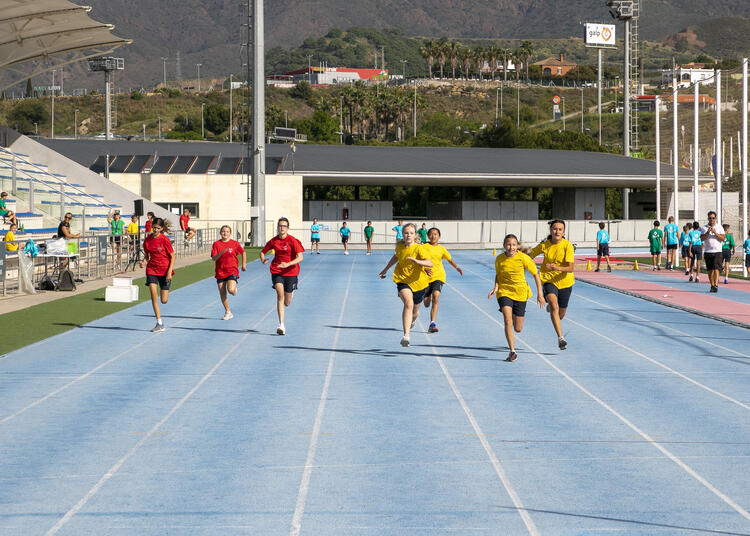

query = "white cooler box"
[{"left": 105, "top": 275, "right": 139, "bottom": 302}]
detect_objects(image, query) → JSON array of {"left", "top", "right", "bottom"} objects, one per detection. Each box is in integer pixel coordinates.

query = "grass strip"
[{"left": 0, "top": 248, "right": 260, "bottom": 355}]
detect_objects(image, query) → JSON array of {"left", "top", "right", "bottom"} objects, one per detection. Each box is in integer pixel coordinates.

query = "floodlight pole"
[
  {"left": 196, "top": 64, "right": 202, "bottom": 92},
  {"left": 693, "top": 78, "right": 699, "bottom": 221},
  {"left": 742, "top": 58, "right": 747, "bottom": 277},
  {"left": 655, "top": 96, "right": 661, "bottom": 220},
  {"left": 51, "top": 70, "right": 55, "bottom": 139},
  {"left": 716, "top": 69, "right": 722, "bottom": 220},
  {"left": 672, "top": 68, "right": 678, "bottom": 226},
  {"left": 161, "top": 57, "right": 168, "bottom": 88},
  {"left": 598, "top": 48, "right": 602, "bottom": 144},
  {"left": 105, "top": 69, "right": 112, "bottom": 140},
  {"left": 251, "top": 0, "right": 266, "bottom": 246},
  {"left": 229, "top": 74, "right": 233, "bottom": 143},
  {"left": 623, "top": 17, "right": 630, "bottom": 156}
]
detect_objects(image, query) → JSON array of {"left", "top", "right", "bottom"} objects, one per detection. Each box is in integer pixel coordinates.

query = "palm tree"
[
  {"left": 473, "top": 46, "right": 486, "bottom": 81},
  {"left": 419, "top": 39, "right": 436, "bottom": 79},
  {"left": 459, "top": 46, "right": 473, "bottom": 79},
  {"left": 448, "top": 41, "right": 461, "bottom": 79},
  {"left": 520, "top": 40, "right": 535, "bottom": 81},
  {"left": 500, "top": 47, "right": 512, "bottom": 84},
  {"left": 436, "top": 38, "right": 448, "bottom": 79},
  {"left": 487, "top": 46, "right": 501, "bottom": 81}
]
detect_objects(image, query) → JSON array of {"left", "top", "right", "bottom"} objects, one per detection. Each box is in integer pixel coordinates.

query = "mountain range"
[{"left": 49, "top": 1, "right": 750, "bottom": 89}]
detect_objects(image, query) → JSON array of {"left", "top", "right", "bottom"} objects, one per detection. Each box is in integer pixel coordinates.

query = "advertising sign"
[
  {"left": 585, "top": 23, "right": 616, "bottom": 47},
  {"left": 98, "top": 235, "right": 108, "bottom": 265}
]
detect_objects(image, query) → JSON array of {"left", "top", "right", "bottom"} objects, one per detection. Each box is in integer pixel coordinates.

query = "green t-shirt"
[
  {"left": 110, "top": 219, "right": 125, "bottom": 235},
  {"left": 648, "top": 228, "right": 663, "bottom": 250},
  {"left": 417, "top": 228, "right": 428, "bottom": 243},
  {"left": 364, "top": 225, "right": 374, "bottom": 239},
  {"left": 0, "top": 198, "right": 7, "bottom": 215},
  {"left": 722, "top": 233, "right": 735, "bottom": 250}
]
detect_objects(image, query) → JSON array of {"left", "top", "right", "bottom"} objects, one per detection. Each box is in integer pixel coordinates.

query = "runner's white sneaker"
[
  {"left": 222, "top": 311, "right": 234, "bottom": 321},
  {"left": 151, "top": 323, "right": 165, "bottom": 333},
  {"left": 400, "top": 335, "right": 410, "bottom": 347},
  {"left": 558, "top": 336, "right": 567, "bottom": 350},
  {"left": 276, "top": 324, "right": 286, "bottom": 335},
  {"left": 344, "top": 251, "right": 349, "bottom": 255}
]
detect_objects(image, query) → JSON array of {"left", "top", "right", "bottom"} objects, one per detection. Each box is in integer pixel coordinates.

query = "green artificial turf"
[{"left": 0, "top": 248, "right": 260, "bottom": 355}]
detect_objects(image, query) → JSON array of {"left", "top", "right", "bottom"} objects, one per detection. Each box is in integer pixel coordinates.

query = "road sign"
[
  {"left": 552, "top": 95, "right": 561, "bottom": 105},
  {"left": 585, "top": 23, "right": 616, "bottom": 47}
]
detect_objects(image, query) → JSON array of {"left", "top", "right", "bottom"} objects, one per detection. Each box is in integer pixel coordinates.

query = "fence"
[
  {"left": 0, "top": 227, "right": 222, "bottom": 297},
  {"left": 288, "top": 220, "right": 660, "bottom": 249}
]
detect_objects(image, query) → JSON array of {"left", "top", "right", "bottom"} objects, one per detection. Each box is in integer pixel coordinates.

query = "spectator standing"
[
  {"left": 595, "top": 221, "right": 612, "bottom": 272},
  {"left": 700, "top": 211, "right": 725, "bottom": 293},
  {"left": 126, "top": 214, "right": 140, "bottom": 255},
  {"left": 392, "top": 219, "right": 404, "bottom": 242},
  {"left": 743, "top": 231, "right": 750, "bottom": 278},
  {"left": 144, "top": 211, "right": 155, "bottom": 234},
  {"left": 417, "top": 223, "right": 428, "bottom": 244},
  {"left": 648, "top": 220, "right": 664, "bottom": 270},
  {"left": 310, "top": 218, "right": 321, "bottom": 254},
  {"left": 688, "top": 221, "right": 703, "bottom": 283},
  {"left": 364, "top": 220, "right": 374, "bottom": 255},
  {"left": 721, "top": 224, "right": 735, "bottom": 284},
  {"left": 107, "top": 209, "right": 125, "bottom": 270},
  {"left": 680, "top": 224, "right": 692, "bottom": 275},
  {"left": 339, "top": 221, "right": 350, "bottom": 255},
  {"left": 663, "top": 216, "right": 680, "bottom": 270}
]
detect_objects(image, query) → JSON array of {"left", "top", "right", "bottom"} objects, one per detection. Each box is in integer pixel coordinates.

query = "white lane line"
[
  {"left": 575, "top": 293, "right": 750, "bottom": 359},
  {"left": 289, "top": 258, "right": 356, "bottom": 536},
  {"left": 419, "top": 320, "right": 540, "bottom": 536},
  {"left": 459, "top": 262, "right": 750, "bottom": 410},
  {"left": 44, "top": 304, "right": 277, "bottom": 536},
  {"left": 0, "top": 263, "right": 315, "bottom": 426},
  {"left": 447, "top": 283, "right": 750, "bottom": 522},
  {"left": 567, "top": 317, "right": 750, "bottom": 411}
]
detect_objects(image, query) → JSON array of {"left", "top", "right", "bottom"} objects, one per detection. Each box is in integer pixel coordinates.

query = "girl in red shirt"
[
  {"left": 140, "top": 217, "right": 176, "bottom": 332},
  {"left": 211, "top": 225, "right": 246, "bottom": 320},
  {"left": 260, "top": 217, "right": 304, "bottom": 335}
]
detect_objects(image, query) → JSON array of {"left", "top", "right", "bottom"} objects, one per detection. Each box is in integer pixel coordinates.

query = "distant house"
[
  {"left": 660, "top": 62, "right": 715, "bottom": 88},
  {"left": 533, "top": 54, "right": 577, "bottom": 77},
  {"left": 273, "top": 67, "right": 389, "bottom": 86}
]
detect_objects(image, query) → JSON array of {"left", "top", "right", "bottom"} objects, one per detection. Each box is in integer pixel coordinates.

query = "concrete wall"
[
  {"left": 461, "top": 200, "right": 538, "bottom": 220},
  {"left": 552, "top": 188, "right": 605, "bottom": 220},
  {"left": 304, "top": 200, "right": 392, "bottom": 221},
  {"left": 264, "top": 174, "right": 304, "bottom": 239}
]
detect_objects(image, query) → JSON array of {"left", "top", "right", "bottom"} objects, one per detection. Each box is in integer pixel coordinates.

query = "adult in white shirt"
[{"left": 700, "top": 211, "right": 725, "bottom": 293}]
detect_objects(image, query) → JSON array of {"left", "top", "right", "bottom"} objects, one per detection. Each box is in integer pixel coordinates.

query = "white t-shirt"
[{"left": 700, "top": 224, "right": 723, "bottom": 253}]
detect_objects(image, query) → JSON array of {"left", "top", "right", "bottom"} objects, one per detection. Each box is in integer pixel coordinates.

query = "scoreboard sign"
[{"left": 585, "top": 23, "right": 616, "bottom": 47}]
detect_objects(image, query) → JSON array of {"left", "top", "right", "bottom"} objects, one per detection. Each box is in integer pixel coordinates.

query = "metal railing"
[{"left": 0, "top": 227, "right": 222, "bottom": 297}]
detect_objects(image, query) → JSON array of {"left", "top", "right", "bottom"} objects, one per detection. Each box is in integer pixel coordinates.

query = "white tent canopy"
[{"left": 0, "top": 0, "right": 130, "bottom": 90}]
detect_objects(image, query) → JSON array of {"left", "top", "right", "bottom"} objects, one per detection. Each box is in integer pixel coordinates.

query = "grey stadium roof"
[{"left": 38, "top": 138, "right": 705, "bottom": 188}]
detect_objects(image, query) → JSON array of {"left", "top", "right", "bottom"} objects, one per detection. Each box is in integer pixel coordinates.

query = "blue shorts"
[{"left": 543, "top": 283, "right": 572, "bottom": 309}]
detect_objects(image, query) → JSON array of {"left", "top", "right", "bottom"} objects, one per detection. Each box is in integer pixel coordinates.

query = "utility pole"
[
  {"left": 306, "top": 54, "right": 313, "bottom": 83},
  {"left": 74, "top": 109, "right": 78, "bottom": 139},
  {"left": 196, "top": 63, "right": 202, "bottom": 92},
  {"left": 229, "top": 74, "right": 233, "bottom": 143},
  {"left": 50, "top": 70, "right": 55, "bottom": 139},
  {"left": 161, "top": 57, "right": 168, "bottom": 88}
]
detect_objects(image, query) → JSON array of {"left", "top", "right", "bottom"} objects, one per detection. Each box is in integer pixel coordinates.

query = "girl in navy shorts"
[
  {"left": 140, "top": 218, "right": 175, "bottom": 332},
  {"left": 211, "top": 225, "right": 246, "bottom": 320}
]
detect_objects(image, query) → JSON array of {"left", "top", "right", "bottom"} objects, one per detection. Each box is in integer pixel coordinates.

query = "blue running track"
[{"left": 1, "top": 251, "right": 749, "bottom": 535}]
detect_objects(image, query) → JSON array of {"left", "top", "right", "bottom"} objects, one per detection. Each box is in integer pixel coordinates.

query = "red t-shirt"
[
  {"left": 261, "top": 234, "right": 305, "bottom": 276},
  {"left": 143, "top": 234, "right": 174, "bottom": 276},
  {"left": 212, "top": 239, "right": 244, "bottom": 279},
  {"left": 145, "top": 220, "right": 152, "bottom": 233},
  {"left": 179, "top": 214, "right": 190, "bottom": 230}
]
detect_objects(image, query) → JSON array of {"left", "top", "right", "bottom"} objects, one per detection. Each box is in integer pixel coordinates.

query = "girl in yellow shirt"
[
  {"left": 4, "top": 223, "right": 18, "bottom": 253},
  {"left": 422, "top": 227, "right": 463, "bottom": 333},
  {"left": 379, "top": 223, "right": 433, "bottom": 347},
  {"left": 488, "top": 234, "right": 544, "bottom": 362},
  {"left": 528, "top": 219, "right": 576, "bottom": 350}
]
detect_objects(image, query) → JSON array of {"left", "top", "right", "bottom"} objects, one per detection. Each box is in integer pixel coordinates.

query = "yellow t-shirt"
[
  {"left": 5, "top": 230, "right": 18, "bottom": 252},
  {"left": 126, "top": 222, "right": 139, "bottom": 234},
  {"left": 528, "top": 238, "right": 575, "bottom": 289},
  {"left": 494, "top": 252, "right": 537, "bottom": 301},
  {"left": 392, "top": 242, "right": 430, "bottom": 292},
  {"left": 422, "top": 243, "right": 452, "bottom": 283}
]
